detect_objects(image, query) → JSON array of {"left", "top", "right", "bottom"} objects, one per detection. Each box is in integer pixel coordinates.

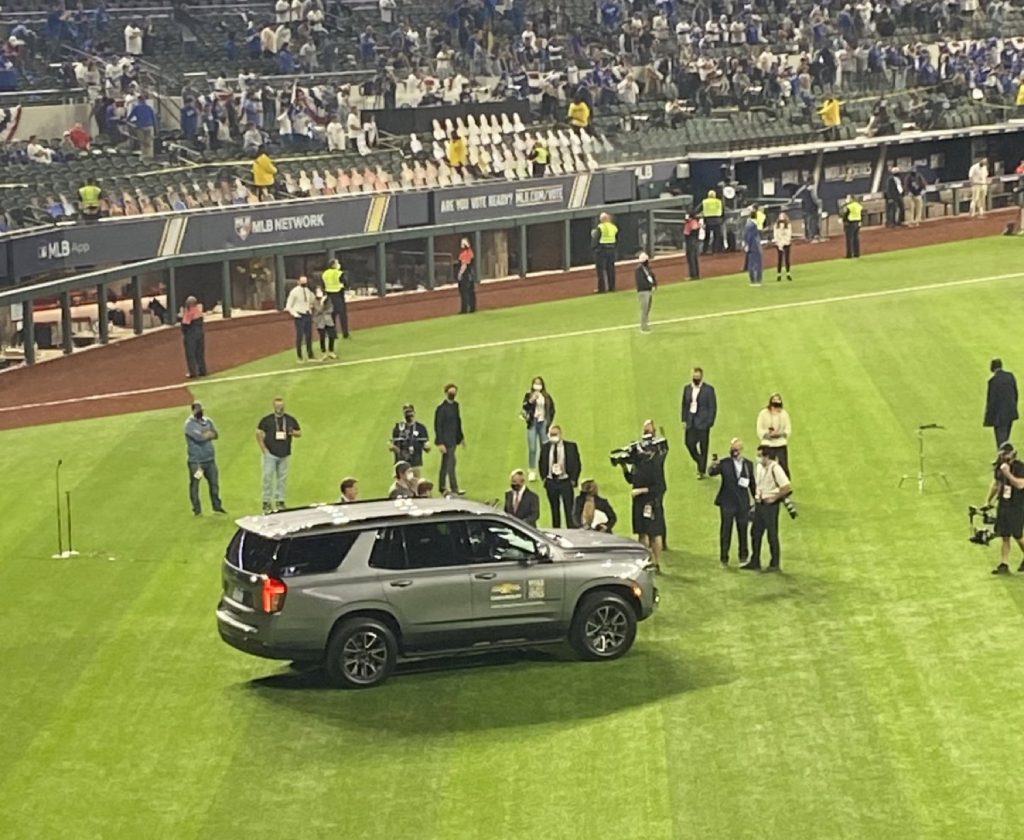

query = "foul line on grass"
[{"left": 4, "top": 269, "right": 1023, "bottom": 416}]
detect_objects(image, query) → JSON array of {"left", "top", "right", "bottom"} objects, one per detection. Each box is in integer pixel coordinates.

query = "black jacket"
[
  {"left": 539, "top": 439, "right": 582, "bottom": 486},
  {"left": 521, "top": 391, "right": 556, "bottom": 427},
  {"left": 635, "top": 264, "right": 656, "bottom": 292},
  {"left": 434, "top": 399, "right": 464, "bottom": 447},
  {"left": 572, "top": 493, "right": 618, "bottom": 532},
  {"left": 504, "top": 487, "right": 540, "bottom": 527},
  {"left": 709, "top": 456, "right": 756, "bottom": 512},
  {"left": 985, "top": 369, "right": 1019, "bottom": 428},
  {"left": 885, "top": 172, "right": 904, "bottom": 200},
  {"left": 681, "top": 382, "right": 717, "bottom": 431}
]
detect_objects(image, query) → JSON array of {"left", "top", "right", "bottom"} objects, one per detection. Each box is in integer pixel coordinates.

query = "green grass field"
[{"left": 3, "top": 237, "right": 1024, "bottom": 840}]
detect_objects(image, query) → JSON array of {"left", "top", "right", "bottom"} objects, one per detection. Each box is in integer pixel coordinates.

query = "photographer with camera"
[
  {"left": 984, "top": 442, "right": 1024, "bottom": 574},
  {"left": 390, "top": 403, "right": 430, "bottom": 478},
  {"left": 743, "top": 446, "right": 793, "bottom": 572},
  {"left": 708, "top": 438, "right": 755, "bottom": 567},
  {"left": 617, "top": 421, "right": 667, "bottom": 572}
]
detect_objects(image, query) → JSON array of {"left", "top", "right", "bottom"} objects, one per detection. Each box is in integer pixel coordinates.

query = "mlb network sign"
[
  {"left": 37, "top": 239, "right": 90, "bottom": 260},
  {"left": 233, "top": 212, "right": 326, "bottom": 241}
]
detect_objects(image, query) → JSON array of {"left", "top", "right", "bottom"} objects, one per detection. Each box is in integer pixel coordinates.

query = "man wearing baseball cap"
[
  {"left": 389, "top": 403, "right": 430, "bottom": 478},
  {"left": 985, "top": 441, "right": 1024, "bottom": 574}
]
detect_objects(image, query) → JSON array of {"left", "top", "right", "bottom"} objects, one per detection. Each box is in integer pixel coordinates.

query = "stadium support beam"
[
  {"left": 274, "top": 254, "right": 286, "bottom": 309},
  {"left": 518, "top": 224, "right": 528, "bottom": 278},
  {"left": 646, "top": 210, "right": 656, "bottom": 257},
  {"left": 96, "top": 284, "right": 108, "bottom": 345},
  {"left": 472, "top": 230, "right": 482, "bottom": 280},
  {"left": 375, "top": 241, "right": 386, "bottom": 296},
  {"left": 60, "top": 292, "right": 73, "bottom": 355},
  {"left": 166, "top": 267, "right": 176, "bottom": 326},
  {"left": 22, "top": 299, "right": 35, "bottom": 365},
  {"left": 562, "top": 219, "right": 571, "bottom": 270},
  {"left": 221, "top": 261, "right": 232, "bottom": 318},
  {"left": 131, "top": 276, "right": 143, "bottom": 336},
  {"left": 425, "top": 236, "right": 435, "bottom": 290}
]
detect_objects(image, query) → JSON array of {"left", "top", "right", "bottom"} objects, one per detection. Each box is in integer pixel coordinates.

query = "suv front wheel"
[
  {"left": 325, "top": 617, "right": 398, "bottom": 688},
  {"left": 570, "top": 591, "right": 637, "bottom": 661}
]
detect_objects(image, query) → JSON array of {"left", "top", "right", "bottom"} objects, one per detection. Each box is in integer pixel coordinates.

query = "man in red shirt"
[
  {"left": 456, "top": 237, "right": 476, "bottom": 314},
  {"left": 67, "top": 122, "right": 91, "bottom": 151}
]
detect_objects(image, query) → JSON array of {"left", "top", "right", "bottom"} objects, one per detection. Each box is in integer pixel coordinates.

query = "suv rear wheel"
[
  {"left": 325, "top": 617, "right": 398, "bottom": 688},
  {"left": 570, "top": 591, "right": 637, "bottom": 661}
]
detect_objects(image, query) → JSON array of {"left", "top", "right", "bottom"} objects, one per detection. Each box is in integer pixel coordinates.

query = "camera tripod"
[{"left": 899, "top": 423, "right": 951, "bottom": 493}]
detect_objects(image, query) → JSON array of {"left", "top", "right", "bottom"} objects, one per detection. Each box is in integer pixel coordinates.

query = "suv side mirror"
[{"left": 536, "top": 543, "right": 551, "bottom": 562}]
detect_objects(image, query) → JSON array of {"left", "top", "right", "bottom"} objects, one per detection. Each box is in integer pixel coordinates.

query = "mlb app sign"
[{"left": 37, "top": 239, "right": 90, "bottom": 260}]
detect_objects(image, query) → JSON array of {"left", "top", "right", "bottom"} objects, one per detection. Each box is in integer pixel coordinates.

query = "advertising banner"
[{"left": 8, "top": 219, "right": 166, "bottom": 279}]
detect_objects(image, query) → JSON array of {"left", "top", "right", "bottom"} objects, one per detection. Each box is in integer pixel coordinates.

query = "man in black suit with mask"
[
  {"left": 539, "top": 424, "right": 581, "bottom": 527},
  {"left": 708, "top": 437, "right": 756, "bottom": 567},
  {"left": 681, "top": 366, "right": 717, "bottom": 479},
  {"left": 504, "top": 469, "right": 540, "bottom": 528},
  {"left": 985, "top": 358, "right": 1019, "bottom": 447}
]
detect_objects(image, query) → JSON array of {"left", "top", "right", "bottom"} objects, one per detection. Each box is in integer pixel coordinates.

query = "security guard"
[
  {"left": 321, "top": 257, "right": 350, "bottom": 338},
  {"left": 754, "top": 204, "right": 767, "bottom": 231},
  {"left": 701, "top": 189, "right": 724, "bottom": 253},
  {"left": 592, "top": 212, "right": 618, "bottom": 293},
  {"left": 530, "top": 139, "right": 549, "bottom": 178},
  {"left": 841, "top": 194, "right": 863, "bottom": 258},
  {"left": 78, "top": 177, "right": 102, "bottom": 220}
]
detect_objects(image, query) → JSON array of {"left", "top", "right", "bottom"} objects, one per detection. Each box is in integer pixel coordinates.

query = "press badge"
[
  {"left": 1004, "top": 484, "right": 1013, "bottom": 500},
  {"left": 275, "top": 430, "right": 287, "bottom": 441},
  {"left": 738, "top": 477, "right": 750, "bottom": 489},
  {"left": 193, "top": 467, "right": 204, "bottom": 480}
]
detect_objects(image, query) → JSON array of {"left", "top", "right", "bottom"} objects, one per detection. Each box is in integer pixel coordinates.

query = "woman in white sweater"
[
  {"left": 772, "top": 212, "right": 793, "bottom": 281},
  {"left": 756, "top": 393, "right": 792, "bottom": 475}
]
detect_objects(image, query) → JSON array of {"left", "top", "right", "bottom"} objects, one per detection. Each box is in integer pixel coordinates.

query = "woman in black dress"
[{"left": 621, "top": 432, "right": 667, "bottom": 572}]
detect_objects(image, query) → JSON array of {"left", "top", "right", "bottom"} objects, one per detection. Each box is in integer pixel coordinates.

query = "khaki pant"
[
  {"left": 970, "top": 184, "right": 988, "bottom": 217},
  {"left": 905, "top": 194, "right": 924, "bottom": 225}
]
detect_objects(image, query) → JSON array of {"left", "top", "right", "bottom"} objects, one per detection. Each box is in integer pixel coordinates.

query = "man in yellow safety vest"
[
  {"left": 701, "top": 189, "right": 724, "bottom": 253},
  {"left": 841, "top": 195, "right": 863, "bottom": 258},
  {"left": 591, "top": 212, "right": 618, "bottom": 293},
  {"left": 321, "top": 257, "right": 350, "bottom": 338},
  {"left": 78, "top": 177, "right": 102, "bottom": 220}
]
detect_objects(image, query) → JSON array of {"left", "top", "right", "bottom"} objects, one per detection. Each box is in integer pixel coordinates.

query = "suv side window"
[
  {"left": 464, "top": 519, "right": 540, "bottom": 564},
  {"left": 277, "top": 531, "right": 359, "bottom": 577},
  {"left": 371, "top": 523, "right": 469, "bottom": 570}
]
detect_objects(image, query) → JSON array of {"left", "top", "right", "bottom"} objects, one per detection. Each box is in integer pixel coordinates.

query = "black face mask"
[
  {"left": 770, "top": 402, "right": 782, "bottom": 408},
  {"left": 692, "top": 378, "right": 702, "bottom": 386},
  {"left": 730, "top": 448, "right": 740, "bottom": 458},
  {"left": 446, "top": 393, "right": 456, "bottom": 401},
  {"left": 404, "top": 414, "right": 414, "bottom": 423},
  {"left": 193, "top": 410, "right": 203, "bottom": 420}
]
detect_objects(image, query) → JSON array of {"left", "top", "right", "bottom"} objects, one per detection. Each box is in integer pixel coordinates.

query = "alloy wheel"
[
  {"left": 342, "top": 630, "right": 390, "bottom": 684},
  {"left": 584, "top": 605, "right": 629, "bottom": 655}
]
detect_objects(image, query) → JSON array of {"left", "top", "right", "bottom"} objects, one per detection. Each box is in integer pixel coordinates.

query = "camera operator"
[
  {"left": 984, "top": 442, "right": 1024, "bottom": 574},
  {"left": 708, "top": 438, "right": 755, "bottom": 567},
  {"left": 744, "top": 446, "right": 792, "bottom": 572},
  {"left": 619, "top": 420, "right": 667, "bottom": 572},
  {"left": 390, "top": 403, "right": 430, "bottom": 478}
]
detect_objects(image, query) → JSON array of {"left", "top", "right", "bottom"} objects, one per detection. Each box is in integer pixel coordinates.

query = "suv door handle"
[
  {"left": 389, "top": 579, "right": 414, "bottom": 588},
  {"left": 474, "top": 572, "right": 497, "bottom": 580}
]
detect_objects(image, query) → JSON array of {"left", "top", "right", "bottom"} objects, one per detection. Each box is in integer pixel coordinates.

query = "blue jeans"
[
  {"left": 188, "top": 459, "right": 222, "bottom": 514},
  {"left": 262, "top": 453, "right": 290, "bottom": 508},
  {"left": 527, "top": 421, "right": 548, "bottom": 470}
]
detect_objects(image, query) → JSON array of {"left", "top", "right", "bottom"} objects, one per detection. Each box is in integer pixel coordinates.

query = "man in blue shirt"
[
  {"left": 127, "top": 93, "right": 156, "bottom": 160},
  {"left": 184, "top": 402, "right": 226, "bottom": 516},
  {"left": 179, "top": 95, "right": 198, "bottom": 144},
  {"left": 276, "top": 44, "right": 296, "bottom": 74},
  {"left": 743, "top": 206, "right": 763, "bottom": 286}
]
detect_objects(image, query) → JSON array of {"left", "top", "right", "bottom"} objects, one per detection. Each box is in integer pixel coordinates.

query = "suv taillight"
[{"left": 262, "top": 577, "right": 287, "bottom": 613}]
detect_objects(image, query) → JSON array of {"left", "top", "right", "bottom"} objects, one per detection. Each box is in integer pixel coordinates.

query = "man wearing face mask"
[
  {"left": 184, "top": 401, "right": 226, "bottom": 516},
  {"left": 256, "top": 396, "right": 302, "bottom": 514},
  {"left": 388, "top": 460, "right": 418, "bottom": 500},
  {"left": 434, "top": 383, "right": 466, "bottom": 495},
  {"left": 985, "top": 442, "right": 1024, "bottom": 575},
  {"left": 456, "top": 237, "right": 477, "bottom": 314},
  {"left": 743, "top": 446, "right": 792, "bottom": 572},
  {"left": 504, "top": 469, "right": 540, "bottom": 527},
  {"left": 539, "top": 424, "right": 582, "bottom": 527},
  {"left": 708, "top": 437, "right": 756, "bottom": 567},
  {"left": 390, "top": 403, "right": 430, "bottom": 478},
  {"left": 285, "top": 274, "right": 316, "bottom": 362},
  {"left": 681, "top": 366, "right": 717, "bottom": 479}
]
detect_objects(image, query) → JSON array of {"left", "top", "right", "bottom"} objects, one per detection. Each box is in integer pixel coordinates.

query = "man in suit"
[
  {"left": 985, "top": 358, "right": 1019, "bottom": 447},
  {"left": 708, "top": 437, "right": 756, "bottom": 566},
  {"left": 539, "top": 424, "right": 581, "bottom": 527},
  {"left": 434, "top": 383, "right": 465, "bottom": 495},
  {"left": 681, "top": 366, "right": 717, "bottom": 479},
  {"left": 504, "top": 469, "right": 540, "bottom": 528},
  {"left": 884, "top": 162, "right": 905, "bottom": 227}
]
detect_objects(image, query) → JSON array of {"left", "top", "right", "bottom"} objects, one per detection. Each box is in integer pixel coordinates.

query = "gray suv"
[{"left": 216, "top": 498, "right": 659, "bottom": 688}]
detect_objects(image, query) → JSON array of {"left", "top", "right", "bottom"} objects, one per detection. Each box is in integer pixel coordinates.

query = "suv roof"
[{"left": 235, "top": 497, "right": 503, "bottom": 540}]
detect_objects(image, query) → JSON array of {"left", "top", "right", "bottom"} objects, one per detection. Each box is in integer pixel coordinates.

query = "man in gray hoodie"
[{"left": 184, "top": 401, "right": 226, "bottom": 516}]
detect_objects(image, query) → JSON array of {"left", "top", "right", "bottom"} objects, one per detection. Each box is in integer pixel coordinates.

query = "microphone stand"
[{"left": 899, "top": 424, "right": 951, "bottom": 493}]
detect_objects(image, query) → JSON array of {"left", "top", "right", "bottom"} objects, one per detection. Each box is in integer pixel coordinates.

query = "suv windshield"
[{"left": 227, "top": 529, "right": 359, "bottom": 577}]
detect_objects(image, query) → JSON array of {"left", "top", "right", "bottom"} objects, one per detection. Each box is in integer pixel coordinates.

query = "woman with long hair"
[
  {"left": 522, "top": 376, "right": 556, "bottom": 482},
  {"left": 773, "top": 212, "right": 793, "bottom": 281},
  {"left": 572, "top": 479, "right": 617, "bottom": 532},
  {"left": 756, "top": 393, "right": 792, "bottom": 475}
]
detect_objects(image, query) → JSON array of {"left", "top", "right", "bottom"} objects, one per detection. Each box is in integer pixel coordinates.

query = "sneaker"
[
  {"left": 193, "top": 510, "right": 202, "bottom": 517},
  {"left": 296, "top": 357, "right": 305, "bottom": 364},
  {"left": 739, "top": 561, "right": 761, "bottom": 571},
  {"left": 453, "top": 489, "right": 467, "bottom": 496},
  {"left": 275, "top": 502, "right": 286, "bottom": 512},
  {"left": 786, "top": 274, "right": 793, "bottom": 282},
  {"left": 262, "top": 505, "right": 272, "bottom": 515},
  {"left": 992, "top": 563, "right": 1011, "bottom": 575},
  {"left": 328, "top": 352, "right": 337, "bottom": 359},
  {"left": 528, "top": 470, "right": 537, "bottom": 482},
  {"left": 776, "top": 275, "right": 782, "bottom": 282}
]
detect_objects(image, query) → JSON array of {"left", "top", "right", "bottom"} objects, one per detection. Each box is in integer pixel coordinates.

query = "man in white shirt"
[
  {"left": 325, "top": 114, "right": 346, "bottom": 151},
  {"left": 124, "top": 22, "right": 143, "bottom": 56},
  {"left": 285, "top": 275, "right": 316, "bottom": 362},
  {"left": 275, "top": 0, "right": 290, "bottom": 24},
  {"left": 743, "top": 446, "right": 792, "bottom": 572},
  {"left": 26, "top": 136, "right": 55, "bottom": 164},
  {"left": 346, "top": 108, "right": 361, "bottom": 151},
  {"left": 968, "top": 156, "right": 989, "bottom": 218}
]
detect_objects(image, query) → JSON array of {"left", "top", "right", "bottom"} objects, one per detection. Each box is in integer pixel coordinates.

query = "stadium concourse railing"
[{"left": 0, "top": 194, "right": 687, "bottom": 365}]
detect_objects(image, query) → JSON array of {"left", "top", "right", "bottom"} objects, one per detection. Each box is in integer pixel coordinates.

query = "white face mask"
[
  {"left": 405, "top": 471, "right": 415, "bottom": 482},
  {"left": 533, "top": 383, "right": 542, "bottom": 391},
  {"left": 549, "top": 435, "right": 561, "bottom": 443}
]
